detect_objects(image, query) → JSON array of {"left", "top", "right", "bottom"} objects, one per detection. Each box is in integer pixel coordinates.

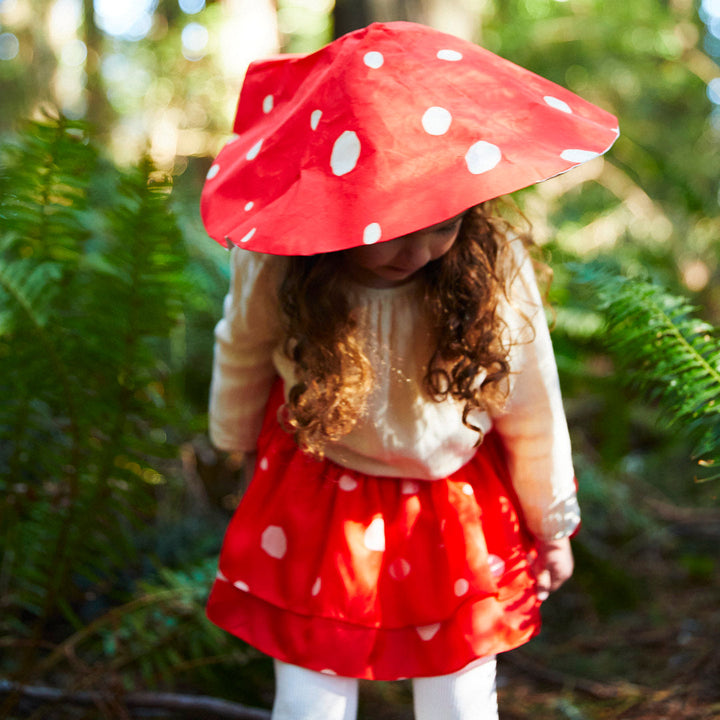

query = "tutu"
[{"left": 207, "top": 382, "right": 542, "bottom": 680}]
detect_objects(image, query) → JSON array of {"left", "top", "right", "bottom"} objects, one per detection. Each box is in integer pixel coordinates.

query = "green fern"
[
  {"left": 0, "top": 118, "right": 191, "bottom": 688},
  {"left": 0, "top": 115, "right": 95, "bottom": 267},
  {"left": 572, "top": 263, "right": 720, "bottom": 476},
  {"left": 29, "top": 559, "right": 254, "bottom": 692}
]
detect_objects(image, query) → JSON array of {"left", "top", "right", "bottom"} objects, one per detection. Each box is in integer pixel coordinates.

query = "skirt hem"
[{"left": 207, "top": 573, "right": 541, "bottom": 681}]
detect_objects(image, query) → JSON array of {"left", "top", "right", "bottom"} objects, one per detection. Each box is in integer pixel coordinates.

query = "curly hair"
[{"left": 278, "top": 201, "right": 540, "bottom": 457}]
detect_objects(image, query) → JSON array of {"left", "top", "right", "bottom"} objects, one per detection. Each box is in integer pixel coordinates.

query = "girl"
[{"left": 201, "top": 21, "right": 618, "bottom": 720}]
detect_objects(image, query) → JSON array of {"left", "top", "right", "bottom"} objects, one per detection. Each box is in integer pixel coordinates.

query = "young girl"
[{"left": 201, "top": 21, "right": 618, "bottom": 720}]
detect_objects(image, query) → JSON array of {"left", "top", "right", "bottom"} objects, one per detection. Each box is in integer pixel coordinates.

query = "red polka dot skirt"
[{"left": 207, "top": 383, "right": 542, "bottom": 680}]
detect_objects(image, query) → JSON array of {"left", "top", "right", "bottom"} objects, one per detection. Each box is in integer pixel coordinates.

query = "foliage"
[
  {"left": 0, "top": 116, "right": 202, "bottom": 689},
  {"left": 480, "top": 0, "right": 720, "bottom": 337},
  {"left": 571, "top": 263, "right": 720, "bottom": 477},
  {"left": 26, "top": 559, "right": 254, "bottom": 694}
]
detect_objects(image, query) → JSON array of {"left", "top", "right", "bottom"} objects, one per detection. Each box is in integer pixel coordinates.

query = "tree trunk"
[
  {"left": 333, "top": 0, "right": 483, "bottom": 41},
  {"left": 333, "top": 0, "right": 373, "bottom": 37},
  {"left": 82, "top": 0, "right": 110, "bottom": 134}
]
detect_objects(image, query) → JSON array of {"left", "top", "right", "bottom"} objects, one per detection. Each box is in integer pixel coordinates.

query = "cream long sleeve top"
[{"left": 209, "top": 241, "right": 580, "bottom": 541}]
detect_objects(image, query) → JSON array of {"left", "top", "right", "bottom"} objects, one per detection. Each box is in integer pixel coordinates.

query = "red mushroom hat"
[{"left": 201, "top": 21, "right": 618, "bottom": 255}]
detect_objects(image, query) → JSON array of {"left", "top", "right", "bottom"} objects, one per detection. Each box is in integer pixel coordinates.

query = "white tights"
[{"left": 271, "top": 656, "right": 498, "bottom": 720}]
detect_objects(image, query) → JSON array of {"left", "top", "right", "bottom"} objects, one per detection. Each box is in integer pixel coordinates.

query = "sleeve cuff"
[{"left": 531, "top": 492, "right": 581, "bottom": 541}]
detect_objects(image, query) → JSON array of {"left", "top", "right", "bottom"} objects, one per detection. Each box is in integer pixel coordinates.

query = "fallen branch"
[
  {"left": 0, "top": 679, "right": 271, "bottom": 719},
  {"left": 500, "top": 651, "right": 648, "bottom": 700},
  {"left": 643, "top": 497, "right": 720, "bottom": 536}
]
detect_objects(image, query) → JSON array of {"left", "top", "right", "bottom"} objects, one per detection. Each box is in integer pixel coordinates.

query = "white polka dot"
[
  {"left": 488, "top": 554, "right": 506, "bottom": 577},
  {"left": 437, "top": 49, "right": 463, "bottom": 61},
  {"left": 389, "top": 558, "right": 411, "bottom": 580},
  {"left": 561, "top": 148, "right": 600, "bottom": 163},
  {"left": 311, "top": 577, "right": 322, "bottom": 596},
  {"left": 454, "top": 578, "right": 470, "bottom": 596},
  {"left": 416, "top": 623, "right": 441, "bottom": 641},
  {"left": 246, "top": 139, "right": 263, "bottom": 160},
  {"left": 263, "top": 94, "right": 274, "bottom": 113},
  {"left": 465, "top": 141, "right": 502, "bottom": 174},
  {"left": 320, "top": 669, "right": 337, "bottom": 675},
  {"left": 310, "top": 109, "right": 322, "bottom": 130},
  {"left": 544, "top": 95, "right": 572, "bottom": 114},
  {"left": 206, "top": 164, "right": 220, "bottom": 180},
  {"left": 233, "top": 579, "right": 249, "bottom": 592},
  {"left": 422, "top": 106, "right": 452, "bottom": 136},
  {"left": 261, "top": 525, "right": 287, "bottom": 559},
  {"left": 364, "top": 517, "right": 385, "bottom": 552},
  {"left": 363, "top": 222, "right": 382, "bottom": 245},
  {"left": 462, "top": 483, "right": 474, "bottom": 496},
  {"left": 239, "top": 227, "right": 256, "bottom": 244},
  {"left": 339, "top": 474, "right": 358, "bottom": 491},
  {"left": 244, "top": 201, "right": 254, "bottom": 211},
  {"left": 216, "top": 569, "right": 228, "bottom": 582},
  {"left": 401, "top": 479, "right": 420, "bottom": 495},
  {"left": 330, "top": 130, "right": 361, "bottom": 176},
  {"left": 363, "top": 51, "right": 384, "bottom": 68},
  {"left": 259, "top": 456, "right": 269, "bottom": 471}
]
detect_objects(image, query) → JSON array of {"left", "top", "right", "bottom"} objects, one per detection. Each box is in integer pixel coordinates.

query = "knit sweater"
[{"left": 209, "top": 241, "right": 580, "bottom": 541}]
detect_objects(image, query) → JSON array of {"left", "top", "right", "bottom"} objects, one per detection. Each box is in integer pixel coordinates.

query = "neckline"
[{"left": 346, "top": 274, "right": 422, "bottom": 298}]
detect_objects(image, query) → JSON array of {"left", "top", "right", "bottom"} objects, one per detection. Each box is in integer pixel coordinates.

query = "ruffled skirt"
[{"left": 207, "top": 382, "right": 542, "bottom": 680}]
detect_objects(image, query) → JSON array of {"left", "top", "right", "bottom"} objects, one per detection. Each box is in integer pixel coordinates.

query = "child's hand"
[{"left": 532, "top": 536, "right": 574, "bottom": 602}]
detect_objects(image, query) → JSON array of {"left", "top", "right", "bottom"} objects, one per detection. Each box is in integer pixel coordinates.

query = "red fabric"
[
  {"left": 206, "top": 382, "right": 543, "bottom": 680},
  {"left": 201, "top": 21, "right": 619, "bottom": 256}
]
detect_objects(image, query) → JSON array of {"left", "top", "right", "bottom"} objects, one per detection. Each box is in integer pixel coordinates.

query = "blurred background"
[{"left": 1, "top": 1, "right": 719, "bottom": 718}]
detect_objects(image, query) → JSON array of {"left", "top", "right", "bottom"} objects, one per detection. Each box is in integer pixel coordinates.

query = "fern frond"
[
  {"left": 0, "top": 116, "right": 95, "bottom": 266},
  {"left": 0, "top": 119, "right": 189, "bottom": 660},
  {"left": 32, "top": 559, "right": 252, "bottom": 690},
  {"left": 573, "top": 263, "right": 720, "bottom": 473},
  {"left": 0, "top": 252, "right": 62, "bottom": 334}
]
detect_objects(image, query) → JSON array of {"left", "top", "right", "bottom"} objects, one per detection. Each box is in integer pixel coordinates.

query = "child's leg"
[
  {"left": 411, "top": 656, "right": 498, "bottom": 720},
  {"left": 272, "top": 659, "right": 359, "bottom": 720}
]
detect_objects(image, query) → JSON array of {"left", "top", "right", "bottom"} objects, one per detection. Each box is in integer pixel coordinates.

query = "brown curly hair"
[{"left": 278, "top": 201, "right": 540, "bottom": 457}]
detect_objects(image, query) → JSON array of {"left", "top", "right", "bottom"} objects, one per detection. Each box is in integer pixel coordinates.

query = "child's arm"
[
  {"left": 209, "top": 249, "right": 284, "bottom": 453},
  {"left": 491, "top": 240, "right": 580, "bottom": 546}
]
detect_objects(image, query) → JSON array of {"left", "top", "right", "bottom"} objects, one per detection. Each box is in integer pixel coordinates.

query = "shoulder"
[
  {"left": 495, "top": 236, "right": 549, "bottom": 350},
  {"left": 230, "top": 248, "right": 288, "bottom": 300},
  {"left": 225, "top": 249, "right": 288, "bottom": 333},
  {"left": 497, "top": 236, "right": 541, "bottom": 307},
  {"left": 231, "top": 247, "right": 287, "bottom": 283}
]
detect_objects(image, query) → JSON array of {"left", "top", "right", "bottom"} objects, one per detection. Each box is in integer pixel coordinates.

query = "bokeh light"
[
  {"left": 701, "top": 0, "right": 720, "bottom": 127},
  {"left": 102, "top": 52, "right": 152, "bottom": 111},
  {"left": 179, "top": 0, "right": 205, "bottom": 15},
  {"left": 0, "top": 32, "right": 19, "bottom": 60},
  {"left": 94, "top": 0, "right": 157, "bottom": 41},
  {"left": 49, "top": 0, "right": 82, "bottom": 42},
  {"left": 708, "top": 77, "right": 720, "bottom": 104},
  {"left": 181, "top": 21, "right": 208, "bottom": 61},
  {"left": 60, "top": 39, "right": 88, "bottom": 68},
  {"left": 701, "top": 0, "right": 720, "bottom": 18}
]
